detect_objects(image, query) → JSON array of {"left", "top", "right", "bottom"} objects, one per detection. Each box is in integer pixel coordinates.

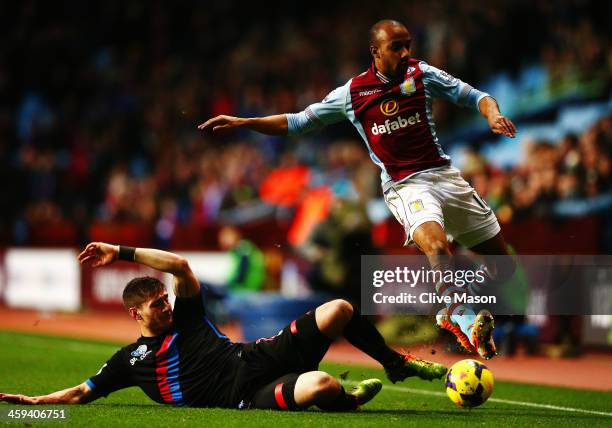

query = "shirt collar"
[{"left": 371, "top": 63, "right": 401, "bottom": 84}]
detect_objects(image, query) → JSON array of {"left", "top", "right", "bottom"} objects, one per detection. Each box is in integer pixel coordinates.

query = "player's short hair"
[
  {"left": 369, "top": 19, "right": 406, "bottom": 47},
  {"left": 122, "top": 276, "right": 166, "bottom": 309}
]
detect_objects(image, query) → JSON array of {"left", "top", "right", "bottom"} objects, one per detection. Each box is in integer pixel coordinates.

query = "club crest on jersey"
[
  {"left": 400, "top": 77, "right": 416, "bottom": 96},
  {"left": 380, "top": 99, "right": 399, "bottom": 116}
]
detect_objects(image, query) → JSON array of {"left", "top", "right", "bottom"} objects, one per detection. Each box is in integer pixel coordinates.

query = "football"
[{"left": 445, "top": 359, "right": 494, "bottom": 408}]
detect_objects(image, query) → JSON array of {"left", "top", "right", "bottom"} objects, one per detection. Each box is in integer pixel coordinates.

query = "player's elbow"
[
  {"left": 68, "top": 395, "right": 83, "bottom": 405},
  {"left": 71, "top": 384, "right": 95, "bottom": 404},
  {"left": 174, "top": 257, "right": 191, "bottom": 275}
]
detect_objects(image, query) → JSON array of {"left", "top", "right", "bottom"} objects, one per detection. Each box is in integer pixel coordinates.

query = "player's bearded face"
[
  {"left": 374, "top": 26, "right": 412, "bottom": 79},
  {"left": 381, "top": 38, "right": 411, "bottom": 78}
]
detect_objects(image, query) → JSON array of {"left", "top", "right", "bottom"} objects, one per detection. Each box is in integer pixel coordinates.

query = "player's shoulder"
[
  {"left": 124, "top": 337, "right": 159, "bottom": 355},
  {"left": 415, "top": 59, "right": 451, "bottom": 76},
  {"left": 319, "top": 79, "right": 352, "bottom": 106},
  {"left": 327, "top": 78, "right": 353, "bottom": 95},
  {"left": 351, "top": 64, "right": 377, "bottom": 84},
  {"left": 417, "top": 60, "right": 458, "bottom": 85},
  {"left": 414, "top": 58, "right": 432, "bottom": 73},
  {"left": 97, "top": 342, "right": 140, "bottom": 367},
  {"left": 349, "top": 67, "right": 381, "bottom": 95}
]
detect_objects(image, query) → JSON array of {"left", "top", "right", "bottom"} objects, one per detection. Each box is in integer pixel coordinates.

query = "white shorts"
[{"left": 383, "top": 166, "right": 501, "bottom": 248}]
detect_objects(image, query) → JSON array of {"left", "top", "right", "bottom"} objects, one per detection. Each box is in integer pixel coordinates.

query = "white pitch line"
[
  {"left": 345, "top": 381, "right": 612, "bottom": 417},
  {"left": 5, "top": 336, "right": 612, "bottom": 417}
]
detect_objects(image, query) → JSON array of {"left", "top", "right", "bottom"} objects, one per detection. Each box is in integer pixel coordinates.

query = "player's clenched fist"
[{"left": 77, "top": 242, "right": 119, "bottom": 267}]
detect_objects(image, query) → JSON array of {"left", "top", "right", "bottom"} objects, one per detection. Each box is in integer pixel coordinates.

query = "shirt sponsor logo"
[
  {"left": 380, "top": 99, "right": 399, "bottom": 116},
  {"left": 359, "top": 89, "right": 382, "bottom": 96},
  {"left": 400, "top": 77, "right": 416, "bottom": 96},
  {"left": 371, "top": 112, "right": 422, "bottom": 135},
  {"left": 129, "top": 344, "right": 152, "bottom": 365}
]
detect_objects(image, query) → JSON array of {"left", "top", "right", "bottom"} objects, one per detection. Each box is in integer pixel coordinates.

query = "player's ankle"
[{"left": 384, "top": 352, "right": 405, "bottom": 370}]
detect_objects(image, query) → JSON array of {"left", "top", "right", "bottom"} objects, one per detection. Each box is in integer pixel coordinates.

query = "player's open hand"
[
  {"left": 197, "top": 115, "right": 244, "bottom": 132},
  {"left": 77, "top": 242, "right": 118, "bottom": 268},
  {"left": 0, "top": 393, "right": 38, "bottom": 405},
  {"left": 488, "top": 114, "right": 517, "bottom": 138}
]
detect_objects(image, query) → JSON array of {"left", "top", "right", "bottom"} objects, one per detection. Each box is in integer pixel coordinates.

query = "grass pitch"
[{"left": 0, "top": 331, "right": 610, "bottom": 427}]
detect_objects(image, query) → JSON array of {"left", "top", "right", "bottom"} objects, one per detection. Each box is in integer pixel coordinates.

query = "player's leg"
[
  {"left": 313, "top": 299, "right": 447, "bottom": 382},
  {"left": 441, "top": 169, "right": 508, "bottom": 358},
  {"left": 294, "top": 371, "right": 345, "bottom": 409},
  {"left": 314, "top": 299, "right": 402, "bottom": 369},
  {"left": 316, "top": 299, "right": 398, "bottom": 369},
  {"left": 384, "top": 179, "right": 476, "bottom": 337},
  {"left": 248, "top": 371, "right": 382, "bottom": 411},
  {"left": 469, "top": 231, "right": 516, "bottom": 284},
  {"left": 314, "top": 299, "right": 354, "bottom": 338},
  {"left": 411, "top": 221, "right": 481, "bottom": 353},
  {"left": 295, "top": 371, "right": 382, "bottom": 411},
  {"left": 411, "top": 219, "right": 452, "bottom": 257}
]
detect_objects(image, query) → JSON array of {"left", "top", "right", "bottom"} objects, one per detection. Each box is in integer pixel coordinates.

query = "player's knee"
[
  {"left": 422, "top": 238, "right": 449, "bottom": 256},
  {"left": 315, "top": 299, "right": 354, "bottom": 338},
  {"left": 311, "top": 372, "right": 341, "bottom": 400},
  {"left": 330, "top": 299, "right": 354, "bottom": 324}
]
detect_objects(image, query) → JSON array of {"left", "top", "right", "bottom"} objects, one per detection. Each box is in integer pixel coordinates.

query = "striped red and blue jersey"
[
  {"left": 85, "top": 289, "right": 242, "bottom": 407},
  {"left": 287, "top": 59, "right": 490, "bottom": 191}
]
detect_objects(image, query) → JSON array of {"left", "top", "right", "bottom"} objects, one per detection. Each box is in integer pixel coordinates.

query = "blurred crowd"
[
  {"left": 0, "top": 0, "right": 610, "bottom": 245},
  {"left": 463, "top": 117, "right": 612, "bottom": 223}
]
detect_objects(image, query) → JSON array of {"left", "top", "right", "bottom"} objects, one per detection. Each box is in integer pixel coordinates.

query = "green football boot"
[
  {"left": 385, "top": 353, "right": 448, "bottom": 383},
  {"left": 349, "top": 378, "right": 383, "bottom": 406}
]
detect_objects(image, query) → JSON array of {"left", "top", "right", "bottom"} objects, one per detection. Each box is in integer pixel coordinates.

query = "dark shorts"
[{"left": 233, "top": 310, "right": 332, "bottom": 410}]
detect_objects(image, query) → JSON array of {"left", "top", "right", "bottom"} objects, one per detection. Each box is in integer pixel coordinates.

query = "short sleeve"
[
  {"left": 86, "top": 350, "right": 134, "bottom": 397},
  {"left": 420, "top": 61, "right": 489, "bottom": 110},
  {"left": 287, "top": 81, "right": 350, "bottom": 135}
]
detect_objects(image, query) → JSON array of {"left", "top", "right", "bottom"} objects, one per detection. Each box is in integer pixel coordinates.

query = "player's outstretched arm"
[
  {"left": 0, "top": 383, "right": 97, "bottom": 405},
  {"left": 478, "top": 96, "right": 517, "bottom": 138},
  {"left": 197, "top": 114, "right": 288, "bottom": 135},
  {"left": 78, "top": 242, "right": 200, "bottom": 298}
]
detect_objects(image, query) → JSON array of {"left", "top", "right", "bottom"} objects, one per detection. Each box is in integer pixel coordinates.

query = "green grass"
[{"left": 0, "top": 331, "right": 610, "bottom": 427}]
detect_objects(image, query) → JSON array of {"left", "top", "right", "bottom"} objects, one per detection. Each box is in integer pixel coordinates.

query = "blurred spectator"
[
  {"left": 303, "top": 199, "right": 378, "bottom": 304},
  {"left": 461, "top": 118, "right": 612, "bottom": 224},
  {"left": 200, "top": 225, "right": 265, "bottom": 323},
  {"left": 1, "top": 1, "right": 609, "bottom": 247},
  {"left": 218, "top": 225, "right": 265, "bottom": 294}
]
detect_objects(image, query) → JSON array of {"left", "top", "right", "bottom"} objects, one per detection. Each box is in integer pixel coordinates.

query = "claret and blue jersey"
[
  {"left": 85, "top": 289, "right": 242, "bottom": 408},
  {"left": 287, "top": 58, "right": 490, "bottom": 191}
]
